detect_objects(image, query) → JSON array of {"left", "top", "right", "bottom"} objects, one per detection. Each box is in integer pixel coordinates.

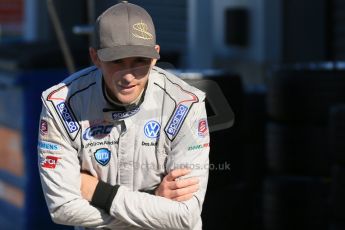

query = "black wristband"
[{"left": 90, "top": 180, "right": 120, "bottom": 213}]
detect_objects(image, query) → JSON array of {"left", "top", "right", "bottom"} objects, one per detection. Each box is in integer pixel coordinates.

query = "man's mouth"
[
  {"left": 121, "top": 85, "right": 135, "bottom": 88},
  {"left": 119, "top": 85, "right": 136, "bottom": 92}
]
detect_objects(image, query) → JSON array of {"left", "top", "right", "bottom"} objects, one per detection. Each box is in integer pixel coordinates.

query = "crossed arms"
[{"left": 38, "top": 102, "right": 209, "bottom": 229}]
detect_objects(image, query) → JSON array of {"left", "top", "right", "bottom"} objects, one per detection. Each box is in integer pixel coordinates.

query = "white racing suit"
[{"left": 38, "top": 66, "right": 210, "bottom": 229}]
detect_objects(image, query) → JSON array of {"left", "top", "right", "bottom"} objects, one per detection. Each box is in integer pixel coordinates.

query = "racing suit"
[{"left": 38, "top": 66, "right": 210, "bottom": 229}]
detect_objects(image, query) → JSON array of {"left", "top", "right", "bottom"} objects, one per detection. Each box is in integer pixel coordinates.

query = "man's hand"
[
  {"left": 155, "top": 168, "right": 199, "bottom": 202},
  {"left": 80, "top": 172, "right": 99, "bottom": 201}
]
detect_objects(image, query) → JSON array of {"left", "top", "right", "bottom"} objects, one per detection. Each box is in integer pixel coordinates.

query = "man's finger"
[
  {"left": 173, "top": 194, "right": 194, "bottom": 202},
  {"left": 165, "top": 168, "right": 191, "bottom": 182},
  {"left": 169, "top": 177, "right": 199, "bottom": 190},
  {"left": 171, "top": 183, "right": 199, "bottom": 198}
]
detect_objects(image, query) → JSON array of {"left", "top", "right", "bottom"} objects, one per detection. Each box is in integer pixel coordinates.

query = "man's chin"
[{"left": 117, "top": 95, "right": 137, "bottom": 105}]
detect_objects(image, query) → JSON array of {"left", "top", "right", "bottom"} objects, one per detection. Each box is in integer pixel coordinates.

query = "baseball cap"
[{"left": 94, "top": 1, "right": 160, "bottom": 61}]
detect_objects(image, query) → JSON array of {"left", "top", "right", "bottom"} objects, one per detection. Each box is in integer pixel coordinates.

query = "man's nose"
[{"left": 122, "top": 72, "right": 135, "bottom": 83}]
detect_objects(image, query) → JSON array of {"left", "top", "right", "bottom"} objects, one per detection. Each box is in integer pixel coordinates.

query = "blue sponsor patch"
[
  {"left": 56, "top": 102, "right": 78, "bottom": 133},
  {"left": 94, "top": 148, "right": 111, "bottom": 166},
  {"left": 112, "top": 107, "right": 140, "bottom": 120},
  {"left": 83, "top": 124, "right": 113, "bottom": 140},
  {"left": 38, "top": 140, "right": 60, "bottom": 151},
  {"left": 144, "top": 120, "right": 161, "bottom": 138},
  {"left": 166, "top": 104, "right": 189, "bottom": 137}
]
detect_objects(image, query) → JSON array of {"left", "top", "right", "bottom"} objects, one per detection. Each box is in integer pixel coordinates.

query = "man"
[{"left": 38, "top": 1, "right": 210, "bottom": 229}]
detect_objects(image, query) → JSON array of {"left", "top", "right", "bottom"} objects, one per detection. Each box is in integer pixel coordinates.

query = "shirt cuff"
[{"left": 91, "top": 180, "right": 120, "bottom": 213}]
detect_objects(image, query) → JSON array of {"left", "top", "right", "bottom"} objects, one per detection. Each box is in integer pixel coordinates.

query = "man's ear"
[
  {"left": 152, "top": 45, "right": 161, "bottom": 66},
  {"left": 89, "top": 47, "right": 101, "bottom": 67},
  {"left": 154, "top": 45, "right": 160, "bottom": 54}
]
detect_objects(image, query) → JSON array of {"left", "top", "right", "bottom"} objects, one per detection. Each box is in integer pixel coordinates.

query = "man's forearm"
[
  {"left": 80, "top": 168, "right": 204, "bottom": 229},
  {"left": 91, "top": 184, "right": 201, "bottom": 229}
]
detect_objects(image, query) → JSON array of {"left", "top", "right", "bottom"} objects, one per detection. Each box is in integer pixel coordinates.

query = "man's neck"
[{"left": 104, "top": 84, "right": 144, "bottom": 108}]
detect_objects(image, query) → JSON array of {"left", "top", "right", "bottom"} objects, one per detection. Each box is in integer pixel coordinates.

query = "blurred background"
[{"left": 0, "top": 0, "right": 345, "bottom": 229}]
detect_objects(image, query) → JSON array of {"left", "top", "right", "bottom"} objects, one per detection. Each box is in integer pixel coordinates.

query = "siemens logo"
[
  {"left": 57, "top": 102, "right": 78, "bottom": 133},
  {"left": 167, "top": 104, "right": 188, "bottom": 136},
  {"left": 38, "top": 140, "right": 60, "bottom": 151}
]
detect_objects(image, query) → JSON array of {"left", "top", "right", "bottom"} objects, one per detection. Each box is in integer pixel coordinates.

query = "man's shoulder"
[
  {"left": 151, "top": 67, "right": 207, "bottom": 141},
  {"left": 151, "top": 66, "right": 206, "bottom": 103},
  {"left": 41, "top": 66, "right": 99, "bottom": 102}
]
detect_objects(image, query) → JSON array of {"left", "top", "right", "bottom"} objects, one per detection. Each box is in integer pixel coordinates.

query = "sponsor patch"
[
  {"left": 83, "top": 140, "right": 118, "bottom": 149},
  {"left": 38, "top": 140, "right": 60, "bottom": 151},
  {"left": 188, "top": 143, "right": 210, "bottom": 151},
  {"left": 94, "top": 148, "right": 111, "bottom": 166},
  {"left": 112, "top": 107, "right": 140, "bottom": 120},
  {"left": 41, "top": 155, "right": 60, "bottom": 169},
  {"left": 142, "top": 141, "right": 158, "bottom": 146},
  {"left": 144, "top": 120, "right": 161, "bottom": 138},
  {"left": 166, "top": 104, "right": 189, "bottom": 137},
  {"left": 47, "top": 85, "right": 81, "bottom": 140},
  {"left": 83, "top": 124, "right": 113, "bottom": 140},
  {"left": 198, "top": 119, "right": 208, "bottom": 137},
  {"left": 40, "top": 119, "right": 48, "bottom": 135},
  {"left": 56, "top": 102, "right": 79, "bottom": 133}
]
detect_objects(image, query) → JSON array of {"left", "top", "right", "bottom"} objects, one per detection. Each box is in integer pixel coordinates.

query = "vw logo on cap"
[{"left": 144, "top": 120, "right": 160, "bottom": 138}]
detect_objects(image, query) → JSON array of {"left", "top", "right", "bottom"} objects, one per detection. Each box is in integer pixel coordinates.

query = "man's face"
[{"left": 100, "top": 57, "right": 154, "bottom": 105}]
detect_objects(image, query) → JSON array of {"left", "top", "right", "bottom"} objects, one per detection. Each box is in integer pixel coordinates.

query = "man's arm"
[
  {"left": 80, "top": 101, "right": 210, "bottom": 229},
  {"left": 154, "top": 168, "right": 200, "bottom": 201},
  {"left": 81, "top": 168, "right": 199, "bottom": 202},
  {"left": 38, "top": 100, "right": 124, "bottom": 228}
]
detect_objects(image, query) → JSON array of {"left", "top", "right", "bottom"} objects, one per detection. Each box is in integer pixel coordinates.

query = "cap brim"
[{"left": 97, "top": 45, "right": 160, "bottom": 62}]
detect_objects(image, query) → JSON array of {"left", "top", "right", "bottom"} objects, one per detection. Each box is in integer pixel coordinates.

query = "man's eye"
[
  {"left": 136, "top": 58, "right": 150, "bottom": 63},
  {"left": 111, "top": 60, "right": 123, "bottom": 64}
]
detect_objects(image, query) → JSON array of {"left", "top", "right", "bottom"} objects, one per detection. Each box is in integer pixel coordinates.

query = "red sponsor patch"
[
  {"left": 40, "top": 119, "right": 48, "bottom": 135},
  {"left": 203, "top": 143, "right": 210, "bottom": 148},
  {"left": 41, "top": 156, "right": 60, "bottom": 169},
  {"left": 198, "top": 119, "right": 208, "bottom": 137}
]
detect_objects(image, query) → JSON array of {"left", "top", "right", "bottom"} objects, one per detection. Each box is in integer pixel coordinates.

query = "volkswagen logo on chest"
[{"left": 144, "top": 120, "right": 161, "bottom": 138}]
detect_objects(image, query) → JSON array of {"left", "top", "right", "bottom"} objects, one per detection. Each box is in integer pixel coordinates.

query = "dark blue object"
[{"left": 0, "top": 68, "right": 73, "bottom": 230}]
